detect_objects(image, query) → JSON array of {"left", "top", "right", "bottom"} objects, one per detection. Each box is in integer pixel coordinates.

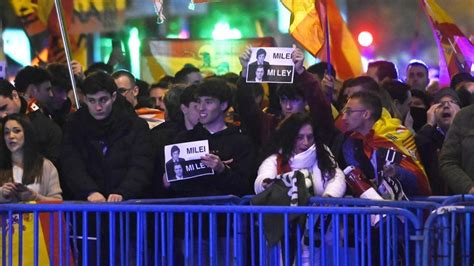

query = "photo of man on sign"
[
  {"left": 164, "top": 140, "right": 214, "bottom": 182},
  {"left": 165, "top": 145, "right": 186, "bottom": 181},
  {"left": 246, "top": 47, "right": 295, "bottom": 84},
  {"left": 247, "top": 48, "right": 270, "bottom": 81}
]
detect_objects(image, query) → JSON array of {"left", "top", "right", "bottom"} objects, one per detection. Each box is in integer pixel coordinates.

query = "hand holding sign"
[
  {"left": 239, "top": 46, "right": 252, "bottom": 77},
  {"left": 164, "top": 140, "right": 214, "bottom": 182},
  {"left": 201, "top": 153, "right": 229, "bottom": 174},
  {"left": 292, "top": 45, "right": 305, "bottom": 75}
]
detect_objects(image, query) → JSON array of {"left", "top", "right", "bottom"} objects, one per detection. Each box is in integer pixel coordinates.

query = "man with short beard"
[
  {"left": 416, "top": 89, "right": 460, "bottom": 195},
  {"left": 405, "top": 60, "right": 430, "bottom": 92}
]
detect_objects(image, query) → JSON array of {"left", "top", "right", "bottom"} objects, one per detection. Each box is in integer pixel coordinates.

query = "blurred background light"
[
  {"left": 3, "top": 29, "right": 30, "bottom": 66},
  {"left": 358, "top": 31, "right": 373, "bottom": 47},
  {"left": 212, "top": 22, "right": 242, "bottom": 40},
  {"left": 128, "top": 27, "right": 141, "bottom": 78}
]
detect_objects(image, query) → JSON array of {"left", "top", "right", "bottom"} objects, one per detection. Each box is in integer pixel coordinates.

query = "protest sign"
[
  {"left": 164, "top": 140, "right": 214, "bottom": 182},
  {"left": 246, "top": 47, "right": 295, "bottom": 83}
]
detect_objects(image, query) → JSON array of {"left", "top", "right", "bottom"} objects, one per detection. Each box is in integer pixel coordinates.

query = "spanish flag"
[
  {"left": 281, "top": 0, "right": 363, "bottom": 80},
  {"left": 351, "top": 110, "right": 431, "bottom": 196},
  {"left": 421, "top": 0, "right": 474, "bottom": 87}
]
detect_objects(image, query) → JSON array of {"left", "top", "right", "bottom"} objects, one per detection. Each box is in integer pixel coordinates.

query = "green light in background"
[
  {"left": 277, "top": 0, "right": 290, "bottom": 34},
  {"left": 128, "top": 27, "right": 141, "bottom": 78},
  {"left": 3, "top": 29, "right": 31, "bottom": 66},
  {"left": 212, "top": 22, "right": 242, "bottom": 40}
]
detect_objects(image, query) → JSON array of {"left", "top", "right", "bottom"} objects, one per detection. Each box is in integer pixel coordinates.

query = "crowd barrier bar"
[
  {"left": 422, "top": 206, "right": 474, "bottom": 266},
  {"left": 409, "top": 196, "right": 450, "bottom": 204},
  {"left": 124, "top": 195, "right": 242, "bottom": 205},
  {"left": 439, "top": 194, "right": 474, "bottom": 206},
  {"left": 308, "top": 197, "right": 439, "bottom": 226},
  {"left": 1, "top": 203, "right": 423, "bottom": 266}
]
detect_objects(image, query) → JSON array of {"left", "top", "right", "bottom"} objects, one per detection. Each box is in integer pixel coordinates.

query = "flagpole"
[
  {"left": 324, "top": 1, "right": 331, "bottom": 74},
  {"left": 324, "top": 0, "right": 333, "bottom": 101},
  {"left": 53, "top": 0, "right": 81, "bottom": 109}
]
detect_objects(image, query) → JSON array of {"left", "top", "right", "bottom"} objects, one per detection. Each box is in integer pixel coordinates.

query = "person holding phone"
[{"left": 0, "top": 114, "right": 62, "bottom": 202}]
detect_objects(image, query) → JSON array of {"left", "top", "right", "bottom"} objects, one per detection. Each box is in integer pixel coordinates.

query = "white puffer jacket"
[{"left": 254, "top": 144, "right": 346, "bottom": 197}]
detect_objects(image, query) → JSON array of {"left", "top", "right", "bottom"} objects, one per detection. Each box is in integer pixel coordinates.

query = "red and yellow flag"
[
  {"left": 421, "top": 0, "right": 474, "bottom": 87},
  {"left": 10, "top": 0, "right": 126, "bottom": 65},
  {"left": 351, "top": 110, "right": 431, "bottom": 196},
  {"left": 142, "top": 37, "right": 275, "bottom": 82},
  {"left": 281, "top": 0, "right": 363, "bottom": 80}
]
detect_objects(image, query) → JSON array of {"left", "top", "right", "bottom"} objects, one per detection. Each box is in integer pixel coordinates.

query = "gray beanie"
[{"left": 434, "top": 88, "right": 461, "bottom": 105}]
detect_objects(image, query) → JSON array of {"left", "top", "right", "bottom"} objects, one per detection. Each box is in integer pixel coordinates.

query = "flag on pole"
[
  {"left": 10, "top": 0, "right": 126, "bottom": 65},
  {"left": 281, "top": 0, "right": 363, "bottom": 80},
  {"left": 421, "top": 0, "right": 474, "bottom": 87}
]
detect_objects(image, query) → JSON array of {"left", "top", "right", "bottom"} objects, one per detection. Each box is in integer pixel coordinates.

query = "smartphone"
[{"left": 14, "top": 183, "right": 28, "bottom": 192}]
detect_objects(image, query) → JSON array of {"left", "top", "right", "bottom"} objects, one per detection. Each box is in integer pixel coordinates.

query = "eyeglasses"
[
  {"left": 117, "top": 87, "right": 133, "bottom": 95},
  {"left": 341, "top": 108, "right": 366, "bottom": 115},
  {"left": 438, "top": 100, "right": 458, "bottom": 106}
]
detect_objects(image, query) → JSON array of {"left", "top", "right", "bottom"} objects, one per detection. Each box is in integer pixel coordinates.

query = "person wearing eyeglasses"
[
  {"left": 415, "top": 88, "right": 461, "bottom": 195},
  {"left": 341, "top": 91, "right": 431, "bottom": 199},
  {"left": 112, "top": 69, "right": 140, "bottom": 108},
  {"left": 112, "top": 69, "right": 165, "bottom": 128}
]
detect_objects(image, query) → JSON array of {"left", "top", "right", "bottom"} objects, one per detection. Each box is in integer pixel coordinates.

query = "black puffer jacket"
[{"left": 60, "top": 101, "right": 153, "bottom": 200}]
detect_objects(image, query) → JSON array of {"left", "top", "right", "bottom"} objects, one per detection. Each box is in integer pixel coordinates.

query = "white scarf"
[{"left": 289, "top": 144, "right": 329, "bottom": 196}]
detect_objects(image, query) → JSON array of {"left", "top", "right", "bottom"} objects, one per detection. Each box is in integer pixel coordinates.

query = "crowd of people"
[{"left": 0, "top": 46, "right": 474, "bottom": 206}]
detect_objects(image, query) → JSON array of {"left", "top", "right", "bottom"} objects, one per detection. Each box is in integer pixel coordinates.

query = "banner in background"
[{"left": 142, "top": 37, "right": 275, "bottom": 82}]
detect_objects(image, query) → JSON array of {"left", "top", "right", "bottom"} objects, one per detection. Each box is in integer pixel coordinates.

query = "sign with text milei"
[
  {"left": 246, "top": 47, "right": 295, "bottom": 84},
  {"left": 164, "top": 140, "right": 214, "bottom": 182}
]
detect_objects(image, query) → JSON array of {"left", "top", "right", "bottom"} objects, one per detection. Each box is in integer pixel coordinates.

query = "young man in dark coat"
[
  {"left": 60, "top": 71, "right": 153, "bottom": 202},
  {"left": 169, "top": 77, "right": 256, "bottom": 197}
]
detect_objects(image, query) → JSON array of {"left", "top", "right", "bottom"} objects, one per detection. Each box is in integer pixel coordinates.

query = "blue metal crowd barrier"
[
  {"left": 410, "top": 196, "right": 450, "bottom": 204},
  {"left": 422, "top": 206, "right": 474, "bottom": 266},
  {"left": 125, "top": 195, "right": 242, "bottom": 205},
  {"left": 440, "top": 194, "right": 474, "bottom": 206},
  {"left": 0, "top": 202, "right": 423, "bottom": 266},
  {"left": 308, "top": 197, "right": 440, "bottom": 231}
]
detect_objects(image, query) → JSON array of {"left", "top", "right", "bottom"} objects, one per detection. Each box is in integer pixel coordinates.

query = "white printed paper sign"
[
  {"left": 246, "top": 47, "right": 295, "bottom": 84},
  {"left": 164, "top": 140, "right": 214, "bottom": 182}
]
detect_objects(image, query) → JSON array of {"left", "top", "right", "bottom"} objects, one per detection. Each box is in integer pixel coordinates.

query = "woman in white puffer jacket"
[
  {"left": 253, "top": 112, "right": 346, "bottom": 265},
  {"left": 254, "top": 113, "right": 346, "bottom": 198}
]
